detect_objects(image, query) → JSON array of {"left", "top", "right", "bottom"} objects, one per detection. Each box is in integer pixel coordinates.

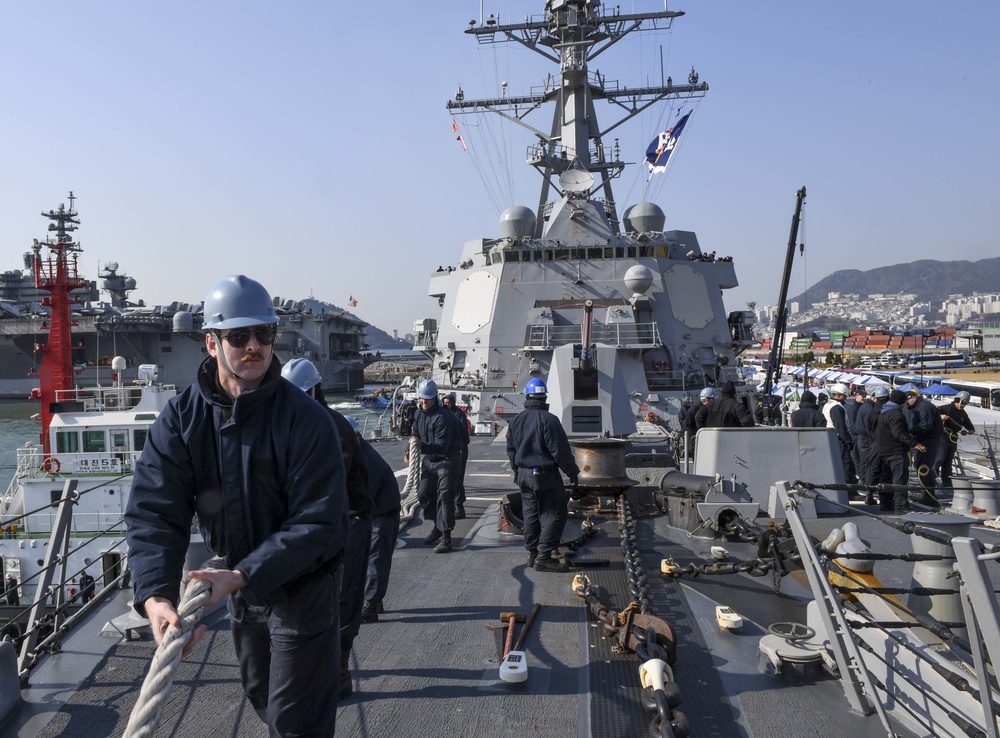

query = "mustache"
[{"left": 240, "top": 351, "right": 266, "bottom": 362}]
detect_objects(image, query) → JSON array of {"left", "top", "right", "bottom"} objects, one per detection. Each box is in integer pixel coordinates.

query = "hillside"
[{"left": 789, "top": 256, "right": 1000, "bottom": 311}]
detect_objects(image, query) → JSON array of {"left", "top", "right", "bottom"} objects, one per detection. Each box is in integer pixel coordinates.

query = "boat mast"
[
  {"left": 32, "top": 192, "right": 89, "bottom": 453},
  {"left": 447, "top": 0, "right": 707, "bottom": 238}
]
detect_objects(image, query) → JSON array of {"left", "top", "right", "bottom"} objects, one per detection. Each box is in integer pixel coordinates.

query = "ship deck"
[{"left": 7, "top": 434, "right": 1000, "bottom": 737}]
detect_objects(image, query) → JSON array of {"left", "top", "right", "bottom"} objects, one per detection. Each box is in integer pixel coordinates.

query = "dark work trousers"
[
  {"left": 518, "top": 469, "right": 568, "bottom": 557},
  {"left": 455, "top": 447, "right": 469, "bottom": 507},
  {"left": 877, "top": 454, "right": 910, "bottom": 511},
  {"left": 910, "top": 442, "right": 939, "bottom": 500},
  {"left": 230, "top": 567, "right": 341, "bottom": 737},
  {"left": 839, "top": 441, "right": 857, "bottom": 484},
  {"left": 340, "top": 514, "right": 373, "bottom": 691},
  {"left": 418, "top": 455, "right": 458, "bottom": 533},
  {"left": 364, "top": 509, "right": 400, "bottom": 606},
  {"left": 856, "top": 438, "right": 877, "bottom": 485},
  {"left": 937, "top": 442, "right": 960, "bottom": 488}
]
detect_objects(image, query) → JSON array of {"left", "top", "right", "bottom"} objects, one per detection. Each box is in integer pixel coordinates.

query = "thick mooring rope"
[
  {"left": 398, "top": 435, "right": 422, "bottom": 529},
  {"left": 122, "top": 578, "right": 213, "bottom": 738}
]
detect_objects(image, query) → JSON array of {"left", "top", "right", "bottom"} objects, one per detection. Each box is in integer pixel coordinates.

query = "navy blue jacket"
[
  {"left": 854, "top": 399, "right": 877, "bottom": 444},
  {"left": 413, "top": 399, "right": 459, "bottom": 459},
  {"left": 874, "top": 402, "right": 921, "bottom": 456},
  {"left": 125, "top": 357, "right": 349, "bottom": 615},
  {"left": 790, "top": 399, "right": 825, "bottom": 428},
  {"left": 360, "top": 438, "right": 401, "bottom": 516},
  {"left": 938, "top": 401, "right": 974, "bottom": 445},
  {"left": 844, "top": 398, "right": 862, "bottom": 441},
  {"left": 902, "top": 395, "right": 943, "bottom": 443},
  {"left": 506, "top": 396, "right": 580, "bottom": 477}
]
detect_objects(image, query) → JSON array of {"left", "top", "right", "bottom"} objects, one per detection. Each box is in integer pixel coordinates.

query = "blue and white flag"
[{"left": 645, "top": 111, "right": 691, "bottom": 177}]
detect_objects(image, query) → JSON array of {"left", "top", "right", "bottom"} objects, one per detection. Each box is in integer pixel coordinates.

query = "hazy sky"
[{"left": 2, "top": 1, "right": 997, "bottom": 336}]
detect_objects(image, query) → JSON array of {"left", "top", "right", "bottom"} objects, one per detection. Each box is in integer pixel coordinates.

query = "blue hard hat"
[
  {"left": 525, "top": 378, "right": 548, "bottom": 395},
  {"left": 872, "top": 386, "right": 890, "bottom": 399},
  {"left": 202, "top": 275, "right": 278, "bottom": 330},
  {"left": 281, "top": 358, "right": 322, "bottom": 392},
  {"left": 700, "top": 387, "right": 716, "bottom": 399},
  {"left": 417, "top": 379, "right": 438, "bottom": 399}
]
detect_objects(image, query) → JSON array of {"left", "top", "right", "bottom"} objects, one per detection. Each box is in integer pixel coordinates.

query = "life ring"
[
  {"left": 42, "top": 457, "right": 60, "bottom": 474},
  {"left": 653, "top": 360, "right": 670, "bottom": 375}
]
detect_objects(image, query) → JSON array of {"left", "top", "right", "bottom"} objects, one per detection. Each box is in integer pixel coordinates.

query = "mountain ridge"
[{"left": 788, "top": 256, "right": 1000, "bottom": 311}]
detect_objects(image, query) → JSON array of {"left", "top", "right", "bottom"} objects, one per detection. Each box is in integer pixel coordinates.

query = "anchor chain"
[
  {"left": 122, "top": 578, "right": 213, "bottom": 738},
  {"left": 574, "top": 495, "right": 688, "bottom": 737}
]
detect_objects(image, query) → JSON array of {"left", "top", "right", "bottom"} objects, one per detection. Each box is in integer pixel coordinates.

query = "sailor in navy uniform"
[{"left": 506, "top": 378, "right": 580, "bottom": 573}]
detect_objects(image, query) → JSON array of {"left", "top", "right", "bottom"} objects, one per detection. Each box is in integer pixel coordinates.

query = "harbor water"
[{"left": 0, "top": 388, "right": 397, "bottom": 477}]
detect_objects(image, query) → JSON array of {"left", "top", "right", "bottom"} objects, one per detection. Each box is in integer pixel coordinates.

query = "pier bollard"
[
  {"left": 969, "top": 479, "right": 1000, "bottom": 515},
  {"left": 904, "top": 514, "right": 972, "bottom": 634},
  {"left": 947, "top": 476, "right": 976, "bottom": 515}
]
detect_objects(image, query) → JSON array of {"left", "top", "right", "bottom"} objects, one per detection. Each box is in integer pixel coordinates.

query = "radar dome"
[
  {"left": 621, "top": 205, "right": 636, "bottom": 233},
  {"left": 628, "top": 202, "right": 665, "bottom": 233},
  {"left": 125, "top": 277, "right": 137, "bottom": 290},
  {"left": 624, "top": 265, "right": 655, "bottom": 296},
  {"left": 111, "top": 356, "right": 127, "bottom": 372},
  {"left": 499, "top": 206, "right": 536, "bottom": 239},
  {"left": 173, "top": 311, "right": 195, "bottom": 332}
]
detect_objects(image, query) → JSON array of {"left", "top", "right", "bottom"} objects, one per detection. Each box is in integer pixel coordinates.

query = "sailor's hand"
[
  {"left": 511, "top": 468, "right": 519, "bottom": 484},
  {"left": 188, "top": 567, "right": 246, "bottom": 610},
  {"left": 146, "top": 595, "right": 205, "bottom": 657},
  {"left": 145, "top": 596, "right": 180, "bottom": 648},
  {"left": 914, "top": 443, "right": 927, "bottom": 453},
  {"left": 961, "top": 430, "right": 969, "bottom": 436},
  {"left": 404, "top": 451, "right": 410, "bottom": 465}
]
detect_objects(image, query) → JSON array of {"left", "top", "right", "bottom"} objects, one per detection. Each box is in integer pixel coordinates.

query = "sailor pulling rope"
[
  {"left": 122, "top": 578, "right": 213, "bottom": 738},
  {"left": 398, "top": 435, "right": 422, "bottom": 529}
]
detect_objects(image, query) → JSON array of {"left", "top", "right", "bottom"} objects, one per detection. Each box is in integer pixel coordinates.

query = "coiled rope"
[
  {"left": 398, "top": 436, "right": 422, "bottom": 529},
  {"left": 122, "top": 578, "right": 213, "bottom": 738}
]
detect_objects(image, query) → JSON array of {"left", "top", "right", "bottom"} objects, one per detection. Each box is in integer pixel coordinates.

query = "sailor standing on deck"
[
  {"left": 937, "top": 391, "right": 975, "bottom": 489},
  {"left": 280, "top": 358, "right": 373, "bottom": 702},
  {"left": 442, "top": 393, "right": 470, "bottom": 520},
  {"left": 359, "top": 418, "right": 402, "bottom": 623},
  {"left": 125, "top": 275, "right": 349, "bottom": 738},
  {"left": 902, "top": 388, "right": 944, "bottom": 506},
  {"left": 506, "top": 378, "right": 581, "bottom": 573},
  {"left": 407, "top": 379, "right": 461, "bottom": 553}
]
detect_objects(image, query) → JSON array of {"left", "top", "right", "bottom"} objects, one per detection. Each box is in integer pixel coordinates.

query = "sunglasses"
[{"left": 220, "top": 325, "right": 278, "bottom": 348}]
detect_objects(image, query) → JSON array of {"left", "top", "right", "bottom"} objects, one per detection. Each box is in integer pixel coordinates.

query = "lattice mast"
[
  {"left": 448, "top": 0, "right": 707, "bottom": 237},
  {"left": 32, "top": 192, "right": 90, "bottom": 453}
]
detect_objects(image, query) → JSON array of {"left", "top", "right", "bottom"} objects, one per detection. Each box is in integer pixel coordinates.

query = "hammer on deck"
[
  {"left": 499, "top": 610, "right": 526, "bottom": 661},
  {"left": 500, "top": 604, "right": 541, "bottom": 684}
]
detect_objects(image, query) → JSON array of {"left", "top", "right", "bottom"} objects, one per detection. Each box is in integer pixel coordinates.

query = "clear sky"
[{"left": 2, "top": 1, "right": 997, "bottom": 337}]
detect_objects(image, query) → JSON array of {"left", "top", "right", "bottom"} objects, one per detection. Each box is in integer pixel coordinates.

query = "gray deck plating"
[{"left": 8, "top": 436, "right": 997, "bottom": 737}]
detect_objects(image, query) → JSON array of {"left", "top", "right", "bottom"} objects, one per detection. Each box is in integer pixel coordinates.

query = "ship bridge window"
[
  {"left": 83, "top": 431, "right": 107, "bottom": 454},
  {"left": 587, "top": 247, "right": 602, "bottom": 259},
  {"left": 133, "top": 428, "right": 149, "bottom": 451},
  {"left": 656, "top": 246, "right": 669, "bottom": 257},
  {"left": 505, "top": 251, "right": 521, "bottom": 263},
  {"left": 627, "top": 247, "right": 636, "bottom": 258},
  {"left": 639, "top": 245, "right": 654, "bottom": 258},
  {"left": 532, "top": 250, "right": 544, "bottom": 262},
  {"left": 544, "top": 249, "right": 553, "bottom": 261},
  {"left": 615, "top": 247, "right": 624, "bottom": 258},
  {"left": 56, "top": 431, "right": 81, "bottom": 454},
  {"left": 555, "top": 249, "right": 570, "bottom": 261}
]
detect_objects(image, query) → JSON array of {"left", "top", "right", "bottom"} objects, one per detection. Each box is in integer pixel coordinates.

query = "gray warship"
[
  {"left": 3, "top": 3, "right": 1000, "bottom": 738},
  {"left": 0, "top": 194, "right": 366, "bottom": 398},
  {"left": 413, "top": 1, "right": 755, "bottom": 438}
]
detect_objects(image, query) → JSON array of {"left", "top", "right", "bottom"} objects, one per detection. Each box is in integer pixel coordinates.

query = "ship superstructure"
[
  {"left": 418, "top": 0, "right": 755, "bottom": 436},
  {"left": 0, "top": 198, "right": 366, "bottom": 397}
]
